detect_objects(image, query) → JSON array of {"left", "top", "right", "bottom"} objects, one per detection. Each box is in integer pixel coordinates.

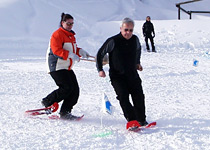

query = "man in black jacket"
[
  {"left": 96, "top": 18, "right": 148, "bottom": 126},
  {"left": 142, "top": 16, "right": 156, "bottom": 52}
]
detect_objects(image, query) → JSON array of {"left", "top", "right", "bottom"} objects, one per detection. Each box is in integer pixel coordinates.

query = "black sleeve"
[
  {"left": 135, "top": 36, "right": 141, "bottom": 64},
  {"left": 96, "top": 38, "right": 115, "bottom": 72},
  {"left": 142, "top": 23, "right": 145, "bottom": 34},
  {"left": 152, "top": 23, "right": 155, "bottom": 34}
]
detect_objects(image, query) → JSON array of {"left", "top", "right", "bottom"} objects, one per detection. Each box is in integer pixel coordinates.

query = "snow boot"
[
  {"left": 60, "top": 112, "right": 81, "bottom": 120},
  {"left": 41, "top": 98, "right": 54, "bottom": 108},
  {"left": 138, "top": 121, "right": 148, "bottom": 126}
]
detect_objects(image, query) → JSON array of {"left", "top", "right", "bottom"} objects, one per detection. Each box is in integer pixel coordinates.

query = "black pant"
[
  {"left": 145, "top": 34, "right": 155, "bottom": 51},
  {"left": 45, "top": 70, "right": 79, "bottom": 113},
  {"left": 111, "top": 76, "right": 146, "bottom": 122}
]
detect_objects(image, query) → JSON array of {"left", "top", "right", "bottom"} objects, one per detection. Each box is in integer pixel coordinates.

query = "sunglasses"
[
  {"left": 65, "top": 22, "right": 74, "bottom": 26},
  {"left": 124, "top": 29, "right": 133, "bottom": 32}
]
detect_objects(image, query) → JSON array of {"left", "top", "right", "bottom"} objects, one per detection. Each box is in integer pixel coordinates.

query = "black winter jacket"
[
  {"left": 142, "top": 21, "right": 155, "bottom": 35},
  {"left": 96, "top": 33, "right": 141, "bottom": 80}
]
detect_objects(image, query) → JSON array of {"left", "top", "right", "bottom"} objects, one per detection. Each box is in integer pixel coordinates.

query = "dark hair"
[
  {"left": 60, "top": 13, "right": 74, "bottom": 27},
  {"left": 146, "top": 16, "right": 151, "bottom": 19}
]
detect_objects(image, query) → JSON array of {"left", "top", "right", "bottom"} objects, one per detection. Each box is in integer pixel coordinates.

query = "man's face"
[
  {"left": 146, "top": 17, "right": 150, "bottom": 21},
  {"left": 120, "top": 23, "right": 134, "bottom": 40}
]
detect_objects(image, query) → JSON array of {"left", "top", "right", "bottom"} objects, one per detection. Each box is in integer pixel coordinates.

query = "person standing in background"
[{"left": 142, "top": 16, "right": 156, "bottom": 52}]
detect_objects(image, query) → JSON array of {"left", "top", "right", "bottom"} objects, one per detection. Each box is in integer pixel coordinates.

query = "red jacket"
[{"left": 46, "top": 27, "right": 81, "bottom": 72}]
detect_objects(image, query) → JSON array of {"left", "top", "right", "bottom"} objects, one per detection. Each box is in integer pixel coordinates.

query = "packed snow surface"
[{"left": 0, "top": 0, "right": 210, "bottom": 149}]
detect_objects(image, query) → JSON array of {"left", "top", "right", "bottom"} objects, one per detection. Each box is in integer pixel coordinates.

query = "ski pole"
[
  {"left": 80, "top": 55, "right": 95, "bottom": 62},
  {"left": 80, "top": 55, "right": 109, "bottom": 65},
  {"left": 80, "top": 58, "right": 95, "bottom": 62}
]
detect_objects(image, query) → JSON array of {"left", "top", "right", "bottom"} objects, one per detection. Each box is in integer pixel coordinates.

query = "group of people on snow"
[{"left": 41, "top": 13, "right": 156, "bottom": 125}]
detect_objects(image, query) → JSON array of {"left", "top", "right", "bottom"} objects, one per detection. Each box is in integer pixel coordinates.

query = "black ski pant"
[
  {"left": 110, "top": 76, "right": 146, "bottom": 122},
  {"left": 145, "top": 34, "right": 155, "bottom": 51},
  {"left": 45, "top": 69, "right": 79, "bottom": 114}
]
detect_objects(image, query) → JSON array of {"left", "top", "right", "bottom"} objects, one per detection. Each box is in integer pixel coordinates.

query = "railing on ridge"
[{"left": 176, "top": 0, "right": 210, "bottom": 19}]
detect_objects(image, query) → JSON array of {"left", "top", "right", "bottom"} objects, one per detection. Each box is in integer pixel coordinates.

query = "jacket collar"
[{"left": 60, "top": 27, "right": 75, "bottom": 36}]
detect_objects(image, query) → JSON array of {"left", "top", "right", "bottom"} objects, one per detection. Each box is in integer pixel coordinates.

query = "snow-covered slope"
[
  {"left": 1, "top": 0, "right": 210, "bottom": 149},
  {"left": 0, "top": 0, "right": 210, "bottom": 38}
]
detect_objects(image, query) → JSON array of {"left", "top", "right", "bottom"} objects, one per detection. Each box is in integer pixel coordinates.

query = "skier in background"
[
  {"left": 96, "top": 17, "right": 148, "bottom": 126},
  {"left": 41, "top": 13, "right": 89, "bottom": 120},
  {"left": 142, "top": 16, "right": 156, "bottom": 52}
]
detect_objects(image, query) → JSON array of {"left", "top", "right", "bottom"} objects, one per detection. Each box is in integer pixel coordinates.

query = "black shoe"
[
  {"left": 41, "top": 98, "right": 52, "bottom": 107},
  {"left": 152, "top": 50, "right": 156, "bottom": 52},
  {"left": 60, "top": 112, "right": 81, "bottom": 120},
  {"left": 139, "top": 121, "right": 148, "bottom": 126},
  {"left": 128, "top": 126, "right": 140, "bottom": 132}
]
